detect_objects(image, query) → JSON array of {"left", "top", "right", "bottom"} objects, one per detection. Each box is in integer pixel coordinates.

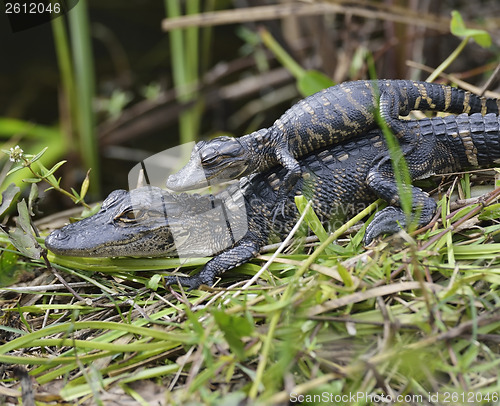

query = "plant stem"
[
  {"left": 260, "top": 28, "right": 305, "bottom": 79},
  {"left": 51, "top": 15, "right": 74, "bottom": 154},
  {"left": 68, "top": 0, "right": 100, "bottom": 197},
  {"left": 23, "top": 159, "right": 90, "bottom": 209},
  {"left": 165, "top": 0, "right": 204, "bottom": 145},
  {"left": 426, "top": 37, "right": 469, "bottom": 82}
]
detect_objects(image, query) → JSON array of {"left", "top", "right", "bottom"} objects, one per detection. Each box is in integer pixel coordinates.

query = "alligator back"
[
  {"left": 274, "top": 80, "right": 500, "bottom": 157},
  {"left": 247, "top": 112, "right": 500, "bottom": 245},
  {"left": 167, "top": 79, "right": 500, "bottom": 191}
]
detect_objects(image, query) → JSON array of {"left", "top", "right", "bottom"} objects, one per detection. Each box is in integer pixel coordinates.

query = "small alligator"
[
  {"left": 46, "top": 113, "right": 500, "bottom": 289},
  {"left": 166, "top": 80, "right": 500, "bottom": 212}
]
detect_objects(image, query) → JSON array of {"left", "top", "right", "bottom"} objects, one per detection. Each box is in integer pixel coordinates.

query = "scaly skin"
[
  {"left": 47, "top": 113, "right": 500, "bottom": 289},
  {"left": 166, "top": 80, "right": 500, "bottom": 197}
]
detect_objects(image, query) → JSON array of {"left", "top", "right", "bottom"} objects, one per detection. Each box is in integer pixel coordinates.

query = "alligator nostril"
[
  {"left": 46, "top": 229, "right": 69, "bottom": 243},
  {"left": 166, "top": 174, "right": 178, "bottom": 188}
]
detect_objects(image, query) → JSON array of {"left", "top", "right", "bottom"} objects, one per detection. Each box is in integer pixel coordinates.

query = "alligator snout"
[{"left": 45, "top": 229, "right": 70, "bottom": 252}]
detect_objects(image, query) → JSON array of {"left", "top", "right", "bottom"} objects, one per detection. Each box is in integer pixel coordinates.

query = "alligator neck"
[{"left": 238, "top": 128, "right": 278, "bottom": 175}]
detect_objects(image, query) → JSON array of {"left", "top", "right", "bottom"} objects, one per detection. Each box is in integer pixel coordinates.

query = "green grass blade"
[{"left": 68, "top": 0, "right": 100, "bottom": 197}]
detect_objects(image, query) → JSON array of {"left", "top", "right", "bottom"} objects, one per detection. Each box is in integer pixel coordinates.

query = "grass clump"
[{"left": 0, "top": 160, "right": 499, "bottom": 405}]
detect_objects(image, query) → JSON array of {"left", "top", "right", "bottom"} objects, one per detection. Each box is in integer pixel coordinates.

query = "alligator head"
[
  {"left": 46, "top": 186, "right": 248, "bottom": 258},
  {"left": 166, "top": 135, "right": 255, "bottom": 191}
]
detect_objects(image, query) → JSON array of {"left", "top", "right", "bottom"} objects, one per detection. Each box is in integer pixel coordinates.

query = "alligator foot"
[
  {"left": 363, "top": 206, "right": 407, "bottom": 245},
  {"left": 271, "top": 170, "right": 301, "bottom": 223},
  {"left": 364, "top": 160, "right": 437, "bottom": 245},
  {"left": 271, "top": 197, "right": 287, "bottom": 224},
  {"left": 274, "top": 148, "right": 302, "bottom": 221},
  {"left": 165, "top": 274, "right": 214, "bottom": 290},
  {"left": 166, "top": 239, "right": 260, "bottom": 291}
]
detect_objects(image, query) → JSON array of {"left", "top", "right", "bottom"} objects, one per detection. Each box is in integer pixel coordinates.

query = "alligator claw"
[
  {"left": 271, "top": 197, "right": 287, "bottom": 224},
  {"left": 165, "top": 274, "right": 214, "bottom": 290},
  {"left": 363, "top": 206, "right": 406, "bottom": 245}
]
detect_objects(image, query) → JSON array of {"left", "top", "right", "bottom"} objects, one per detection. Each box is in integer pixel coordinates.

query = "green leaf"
[
  {"left": 148, "top": 274, "right": 162, "bottom": 291},
  {"left": 8, "top": 228, "right": 40, "bottom": 259},
  {"left": 450, "top": 11, "right": 467, "bottom": 36},
  {"left": 17, "top": 200, "right": 33, "bottom": 235},
  {"left": 0, "top": 184, "right": 21, "bottom": 217},
  {"left": 297, "top": 70, "right": 334, "bottom": 97},
  {"left": 28, "top": 147, "right": 48, "bottom": 164},
  {"left": 212, "top": 310, "right": 254, "bottom": 360},
  {"left": 43, "top": 160, "right": 67, "bottom": 178},
  {"left": 446, "top": 243, "right": 500, "bottom": 259},
  {"left": 6, "top": 165, "right": 25, "bottom": 176},
  {"left": 479, "top": 203, "right": 500, "bottom": 221},
  {"left": 36, "top": 162, "right": 58, "bottom": 185},
  {"left": 79, "top": 169, "right": 91, "bottom": 201},
  {"left": 295, "top": 195, "right": 336, "bottom": 255},
  {"left": 69, "top": 203, "right": 101, "bottom": 222},
  {"left": 336, "top": 263, "right": 354, "bottom": 287},
  {"left": 103, "top": 89, "right": 133, "bottom": 118},
  {"left": 79, "top": 203, "right": 101, "bottom": 219},
  {"left": 7, "top": 200, "right": 41, "bottom": 259},
  {"left": 71, "top": 188, "right": 81, "bottom": 200},
  {"left": 450, "top": 10, "right": 491, "bottom": 48},
  {"left": 0, "top": 248, "right": 22, "bottom": 287},
  {"left": 450, "top": 204, "right": 478, "bottom": 222},
  {"left": 295, "top": 195, "right": 327, "bottom": 241},
  {"left": 28, "top": 184, "right": 39, "bottom": 217},
  {"left": 22, "top": 178, "right": 42, "bottom": 184}
]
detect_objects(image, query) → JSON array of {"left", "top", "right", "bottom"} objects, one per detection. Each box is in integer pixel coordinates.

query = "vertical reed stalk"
[
  {"left": 68, "top": 0, "right": 100, "bottom": 197},
  {"left": 164, "top": 0, "right": 208, "bottom": 145}
]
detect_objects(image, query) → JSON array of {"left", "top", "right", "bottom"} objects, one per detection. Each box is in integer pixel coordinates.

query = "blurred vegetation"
[
  {"left": 0, "top": 1, "right": 500, "bottom": 405},
  {"left": 1, "top": 0, "right": 499, "bottom": 206}
]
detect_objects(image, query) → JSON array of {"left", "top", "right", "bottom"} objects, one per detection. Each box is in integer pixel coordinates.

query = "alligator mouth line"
[{"left": 47, "top": 228, "right": 173, "bottom": 256}]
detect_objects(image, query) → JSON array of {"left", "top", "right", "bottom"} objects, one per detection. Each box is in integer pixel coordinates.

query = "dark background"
[{"left": 0, "top": 0, "right": 499, "bottom": 209}]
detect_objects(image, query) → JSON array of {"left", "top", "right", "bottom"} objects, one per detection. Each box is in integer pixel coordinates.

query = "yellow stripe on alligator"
[
  {"left": 459, "top": 129, "right": 478, "bottom": 166},
  {"left": 416, "top": 83, "right": 437, "bottom": 109},
  {"left": 463, "top": 92, "right": 472, "bottom": 113},
  {"left": 481, "top": 98, "right": 488, "bottom": 115},
  {"left": 443, "top": 86, "right": 452, "bottom": 111}
]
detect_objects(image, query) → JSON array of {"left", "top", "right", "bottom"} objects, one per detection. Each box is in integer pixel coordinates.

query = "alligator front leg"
[
  {"left": 165, "top": 238, "right": 261, "bottom": 289},
  {"left": 363, "top": 164, "right": 437, "bottom": 244},
  {"left": 273, "top": 144, "right": 302, "bottom": 219}
]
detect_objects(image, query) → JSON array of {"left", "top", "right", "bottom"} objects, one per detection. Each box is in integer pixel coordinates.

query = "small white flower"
[{"left": 9, "top": 145, "right": 24, "bottom": 162}]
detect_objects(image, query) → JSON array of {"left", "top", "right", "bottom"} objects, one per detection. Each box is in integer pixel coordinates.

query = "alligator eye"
[
  {"left": 200, "top": 150, "right": 221, "bottom": 165},
  {"left": 115, "top": 209, "right": 145, "bottom": 223}
]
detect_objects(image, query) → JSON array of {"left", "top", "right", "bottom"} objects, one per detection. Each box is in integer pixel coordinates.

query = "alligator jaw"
[
  {"left": 44, "top": 187, "right": 179, "bottom": 258},
  {"left": 45, "top": 227, "right": 145, "bottom": 257},
  {"left": 167, "top": 136, "right": 256, "bottom": 191},
  {"left": 45, "top": 185, "right": 250, "bottom": 259}
]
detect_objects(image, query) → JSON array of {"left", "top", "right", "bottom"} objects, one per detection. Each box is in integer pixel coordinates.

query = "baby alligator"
[
  {"left": 47, "top": 113, "right": 500, "bottom": 289},
  {"left": 166, "top": 80, "right": 500, "bottom": 211}
]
